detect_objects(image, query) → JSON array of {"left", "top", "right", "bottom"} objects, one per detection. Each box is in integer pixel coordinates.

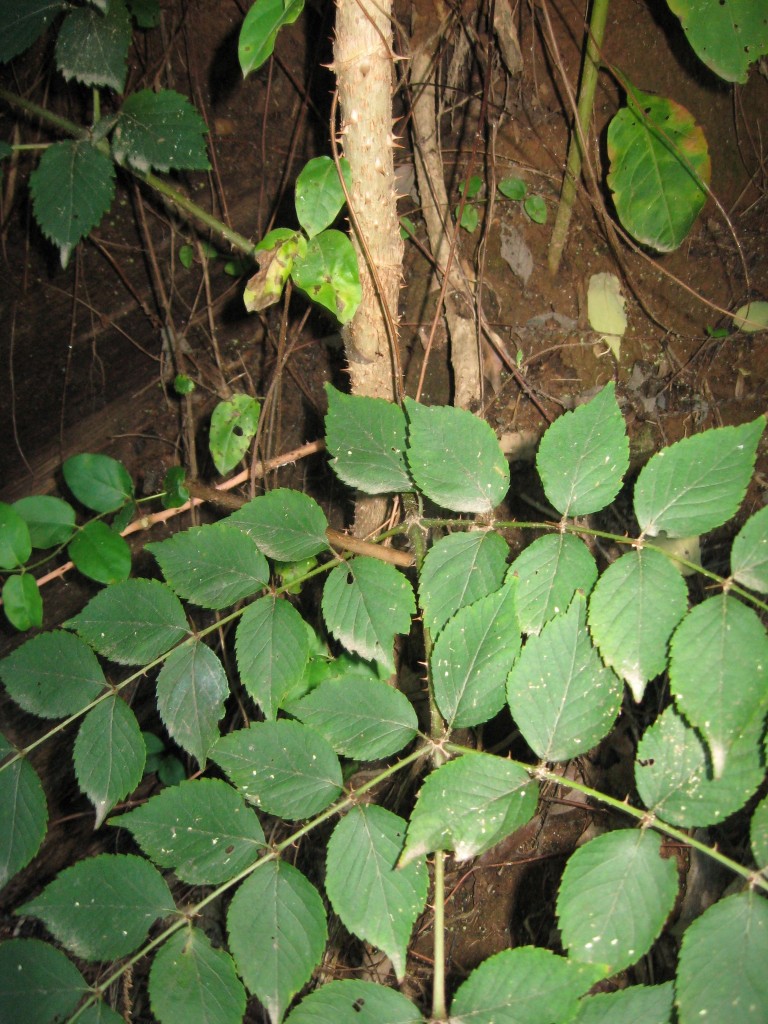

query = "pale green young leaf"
[
  {"left": 751, "top": 795, "right": 768, "bottom": 870},
  {"left": 404, "top": 398, "right": 509, "bottom": 513},
  {"left": 66, "top": 578, "right": 190, "bottom": 665},
  {"left": 324, "top": 385, "right": 412, "bottom": 495},
  {"left": 112, "top": 89, "right": 210, "bottom": 173},
  {"left": 0, "top": 754, "right": 47, "bottom": 889},
  {"left": 236, "top": 596, "right": 310, "bottom": 718},
  {"left": 322, "top": 556, "right": 415, "bottom": 671},
  {"left": 326, "top": 806, "right": 428, "bottom": 980},
  {"left": 635, "top": 705, "right": 764, "bottom": 827},
  {"left": 287, "top": 675, "right": 417, "bottom": 759},
  {"left": 19, "top": 853, "right": 175, "bottom": 961},
  {"left": 569, "top": 983, "right": 674, "bottom": 1024},
  {"left": 419, "top": 530, "right": 508, "bottom": 635},
  {"left": 292, "top": 229, "right": 361, "bottom": 324},
  {"left": 0, "top": 939, "right": 86, "bottom": 1024},
  {"left": 239, "top": 0, "right": 305, "bottom": 75},
  {"left": 68, "top": 521, "right": 131, "bottom": 585},
  {"left": 676, "top": 892, "right": 768, "bottom": 1022},
  {"left": 669, "top": 594, "right": 768, "bottom": 777},
  {"left": 284, "top": 980, "right": 423, "bottom": 1024},
  {"left": 634, "top": 417, "right": 764, "bottom": 538},
  {"left": 147, "top": 523, "right": 269, "bottom": 609},
  {"left": 0, "top": 501, "right": 31, "bottom": 568},
  {"left": 0, "top": 1, "right": 66, "bottom": 63},
  {"left": 212, "top": 720, "right": 342, "bottom": 819},
  {"left": 295, "top": 155, "right": 352, "bottom": 239},
  {"left": 557, "top": 829, "right": 678, "bottom": 973},
  {"left": 731, "top": 505, "right": 768, "bottom": 592},
  {"left": 2, "top": 573, "right": 43, "bottom": 632},
  {"left": 228, "top": 860, "right": 327, "bottom": 1024},
  {"left": 536, "top": 383, "right": 629, "bottom": 517},
  {"left": 227, "top": 488, "right": 330, "bottom": 560},
  {"left": 149, "top": 927, "right": 246, "bottom": 1024},
  {"left": 74, "top": 697, "right": 145, "bottom": 827},
  {"left": 432, "top": 579, "right": 520, "bottom": 728},
  {"left": 63, "top": 453, "right": 133, "bottom": 513},
  {"left": 114, "top": 779, "right": 264, "bottom": 884},
  {"left": 587, "top": 547, "right": 687, "bottom": 702},
  {"left": 13, "top": 495, "right": 76, "bottom": 548},
  {"left": 54, "top": 0, "right": 130, "bottom": 91},
  {"left": 400, "top": 752, "right": 537, "bottom": 865},
  {"left": 209, "top": 395, "right": 261, "bottom": 475},
  {"left": 0, "top": 630, "right": 107, "bottom": 718},
  {"left": 507, "top": 594, "right": 622, "bottom": 762},
  {"left": 450, "top": 946, "right": 604, "bottom": 1024},
  {"left": 156, "top": 641, "right": 229, "bottom": 764},
  {"left": 509, "top": 533, "right": 597, "bottom": 636}
]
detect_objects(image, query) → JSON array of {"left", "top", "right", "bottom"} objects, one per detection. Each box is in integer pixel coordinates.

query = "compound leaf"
[
  {"left": 74, "top": 697, "right": 145, "bottom": 827},
  {"left": 54, "top": 0, "right": 130, "bottom": 91},
  {"left": 419, "top": 530, "right": 508, "bottom": 636},
  {"left": 509, "top": 533, "right": 598, "bottom": 636},
  {"left": 226, "top": 489, "right": 330, "bottom": 560},
  {"left": 156, "top": 640, "right": 229, "bottom": 765},
  {"left": 0, "top": 630, "right": 107, "bottom": 718},
  {"left": 149, "top": 927, "right": 246, "bottom": 1024},
  {"left": 326, "top": 806, "right": 428, "bottom": 980},
  {"left": 112, "top": 89, "right": 210, "bottom": 172},
  {"left": 0, "top": 939, "right": 86, "bottom": 1024},
  {"left": 228, "top": 860, "right": 326, "bottom": 1024},
  {"left": 236, "top": 596, "right": 310, "bottom": 718}
]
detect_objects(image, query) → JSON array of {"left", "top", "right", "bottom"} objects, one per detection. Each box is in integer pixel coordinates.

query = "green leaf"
[
  {"left": 667, "top": 0, "right": 768, "bottom": 84},
  {"left": 162, "top": 465, "right": 190, "bottom": 509},
  {"left": 432, "top": 579, "right": 520, "bottom": 728},
  {"left": 751, "top": 795, "right": 768, "bottom": 870},
  {"left": 607, "top": 86, "right": 710, "bottom": 251},
  {"left": 2, "top": 574, "right": 43, "bottom": 631},
  {"left": 457, "top": 203, "right": 478, "bottom": 232},
  {"left": 112, "top": 89, "right": 210, "bottom": 172},
  {"left": 322, "top": 556, "right": 414, "bottom": 671},
  {"left": 404, "top": 399, "right": 509, "bottom": 514},
  {"left": 68, "top": 520, "right": 131, "bottom": 585},
  {"left": 419, "top": 530, "right": 508, "bottom": 635},
  {"left": 509, "top": 533, "right": 598, "bottom": 636},
  {"left": 128, "top": 0, "right": 161, "bottom": 29},
  {"left": 19, "top": 853, "right": 175, "bottom": 961},
  {"left": 524, "top": 195, "right": 547, "bottom": 224},
  {"left": 147, "top": 523, "right": 269, "bottom": 609},
  {"left": 0, "top": 754, "right": 47, "bottom": 889},
  {"left": 115, "top": 778, "right": 264, "bottom": 884},
  {"left": 498, "top": 177, "right": 527, "bottom": 200},
  {"left": 450, "top": 946, "right": 603, "bottom": 1024},
  {"left": 295, "top": 155, "right": 352, "bottom": 238},
  {"left": 239, "top": 0, "right": 305, "bottom": 75},
  {"left": 731, "top": 505, "right": 768, "bottom": 592},
  {"left": 669, "top": 594, "right": 768, "bottom": 777},
  {"left": 78, "top": 1002, "right": 127, "bottom": 1024},
  {"left": 0, "top": 1, "right": 66, "bottom": 64},
  {"left": 326, "top": 806, "right": 428, "bottom": 980},
  {"left": 569, "top": 984, "right": 674, "bottom": 1024},
  {"left": 536, "top": 383, "right": 629, "bottom": 517},
  {"left": 287, "top": 675, "right": 418, "bottom": 759},
  {"left": 236, "top": 596, "right": 311, "bottom": 718},
  {"left": 587, "top": 547, "right": 688, "bottom": 702},
  {"left": 324, "top": 385, "right": 413, "bottom": 495},
  {"left": 149, "top": 927, "right": 246, "bottom": 1024},
  {"left": 74, "top": 697, "right": 146, "bottom": 827},
  {"left": 156, "top": 641, "right": 229, "bottom": 765},
  {"left": 13, "top": 495, "right": 75, "bottom": 548},
  {"left": 55, "top": 0, "right": 131, "bottom": 91},
  {"left": 0, "top": 630, "right": 107, "bottom": 718},
  {"left": 66, "top": 578, "right": 189, "bottom": 665},
  {"left": 228, "top": 860, "right": 327, "bottom": 1024},
  {"left": 634, "top": 417, "right": 764, "bottom": 537},
  {"left": 226, "top": 488, "right": 330, "bottom": 560},
  {"left": 29, "top": 138, "right": 115, "bottom": 267},
  {"left": 676, "top": 892, "right": 768, "bottom": 1022},
  {"left": 212, "top": 720, "right": 342, "bottom": 819},
  {"left": 557, "top": 829, "right": 678, "bottom": 973},
  {"left": 292, "top": 229, "right": 361, "bottom": 325},
  {"left": 401, "top": 752, "right": 537, "bottom": 865},
  {"left": 209, "top": 394, "right": 261, "bottom": 475},
  {"left": 0, "top": 501, "right": 31, "bottom": 568},
  {"left": 0, "top": 939, "right": 86, "bottom": 1024},
  {"left": 284, "top": 980, "right": 422, "bottom": 1024},
  {"left": 245, "top": 230, "right": 306, "bottom": 312},
  {"left": 62, "top": 453, "right": 133, "bottom": 513},
  {"left": 636, "top": 705, "right": 764, "bottom": 827},
  {"left": 459, "top": 175, "right": 483, "bottom": 199},
  {"left": 507, "top": 594, "right": 622, "bottom": 762}
]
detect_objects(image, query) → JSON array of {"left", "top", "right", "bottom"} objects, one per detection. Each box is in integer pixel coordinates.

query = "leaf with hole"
[
  {"left": 209, "top": 395, "right": 261, "bottom": 475},
  {"left": 291, "top": 229, "right": 361, "bottom": 325},
  {"left": 284, "top": 980, "right": 423, "bottom": 1024},
  {"left": 667, "top": 0, "right": 768, "bottom": 84}
]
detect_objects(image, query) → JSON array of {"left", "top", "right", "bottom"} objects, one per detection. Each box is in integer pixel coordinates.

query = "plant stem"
[
  {"left": 431, "top": 849, "right": 447, "bottom": 1021},
  {"left": 547, "top": 0, "right": 610, "bottom": 275}
]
